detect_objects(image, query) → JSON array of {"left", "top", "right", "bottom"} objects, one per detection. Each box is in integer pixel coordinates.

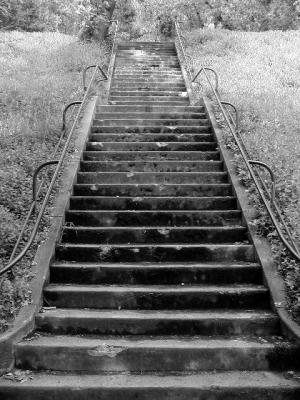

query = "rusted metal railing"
[{"left": 175, "top": 20, "right": 300, "bottom": 262}]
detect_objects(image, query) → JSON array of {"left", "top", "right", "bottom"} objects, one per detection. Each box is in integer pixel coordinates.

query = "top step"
[{"left": 118, "top": 42, "right": 176, "bottom": 50}]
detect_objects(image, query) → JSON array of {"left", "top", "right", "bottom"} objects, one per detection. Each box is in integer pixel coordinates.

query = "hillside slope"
[
  {"left": 0, "top": 31, "right": 107, "bottom": 332},
  {"left": 185, "top": 28, "right": 300, "bottom": 320}
]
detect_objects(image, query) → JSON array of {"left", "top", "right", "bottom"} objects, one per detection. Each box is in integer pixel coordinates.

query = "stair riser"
[
  {"left": 45, "top": 289, "right": 267, "bottom": 311},
  {"left": 111, "top": 83, "right": 186, "bottom": 88},
  {"left": 114, "top": 72, "right": 183, "bottom": 76},
  {"left": 1, "top": 387, "right": 299, "bottom": 400},
  {"left": 76, "top": 173, "right": 228, "bottom": 185},
  {"left": 108, "top": 100, "right": 190, "bottom": 105},
  {"left": 91, "top": 126, "right": 209, "bottom": 133},
  {"left": 65, "top": 210, "right": 240, "bottom": 227},
  {"left": 50, "top": 265, "right": 261, "bottom": 285},
  {"left": 69, "top": 197, "right": 237, "bottom": 211},
  {"left": 111, "top": 87, "right": 186, "bottom": 92},
  {"left": 114, "top": 70, "right": 182, "bottom": 75},
  {"left": 115, "top": 63, "right": 181, "bottom": 68},
  {"left": 83, "top": 151, "right": 220, "bottom": 161},
  {"left": 61, "top": 227, "right": 247, "bottom": 245},
  {"left": 110, "top": 92, "right": 187, "bottom": 97},
  {"left": 93, "top": 120, "right": 209, "bottom": 127},
  {"left": 36, "top": 315, "right": 279, "bottom": 337},
  {"left": 97, "top": 106, "right": 205, "bottom": 113},
  {"left": 72, "top": 184, "right": 231, "bottom": 197},
  {"left": 80, "top": 161, "right": 222, "bottom": 172},
  {"left": 116, "top": 55, "right": 179, "bottom": 59},
  {"left": 89, "top": 134, "right": 214, "bottom": 143},
  {"left": 56, "top": 245, "right": 254, "bottom": 263},
  {"left": 94, "top": 113, "right": 206, "bottom": 119},
  {"left": 112, "top": 79, "right": 185, "bottom": 84},
  {"left": 85, "top": 143, "right": 217, "bottom": 152},
  {"left": 16, "top": 343, "right": 295, "bottom": 372}
]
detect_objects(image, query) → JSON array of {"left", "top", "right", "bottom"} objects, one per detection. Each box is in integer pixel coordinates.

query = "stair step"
[
  {"left": 76, "top": 172, "right": 228, "bottom": 185},
  {"left": 91, "top": 126, "right": 209, "bottom": 133},
  {"left": 86, "top": 142, "right": 218, "bottom": 152},
  {"left": 44, "top": 284, "right": 266, "bottom": 310},
  {"left": 73, "top": 184, "right": 231, "bottom": 197},
  {"left": 109, "top": 96, "right": 189, "bottom": 105},
  {"left": 65, "top": 209, "right": 240, "bottom": 227},
  {"left": 61, "top": 226, "right": 248, "bottom": 244},
  {"left": 108, "top": 100, "right": 190, "bottom": 105},
  {"left": 96, "top": 105, "right": 205, "bottom": 113},
  {"left": 1, "top": 371, "right": 299, "bottom": 400},
  {"left": 36, "top": 309, "right": 279, "bottom": 336},
  {"left": 89, "top": 134, "right": 214, "bottom": 143},
  {"left": 56, "top": 243, "right": 255, "bottom": 263},
  {"left": 50, "top": 262, "right": 262, "bottom": 285},
  {"left": 110, "top": 91, "right": 187, "bottom": 97},
  {"left": 114, "top": 68, "right": 182, "bottom": 73},
  {"left": 80, "top": 161, "right": 222, "bottom": 172},
  {"left": 112, "top": 78, "right": 185, "bottom": 83},
  {"left": 94, "top": 112, "right": 206, "bottom": 119},
  {"left": 111, "top": 83, "right": 186, "bottom": 89},
  {"left": 93, "top": 119, "right": 209, "bottom": 126},
  {"left": 116, "top": 54, "right": 179, "bottom": 58},
  {"left": 69, "top": 196, "right": 237, "bottom": 211},
  {"left": 16, "top": 335, "right": 299, "bottom": 372},
  {"left": 83, "top": 151, "right": 220, "bottom": 161}
]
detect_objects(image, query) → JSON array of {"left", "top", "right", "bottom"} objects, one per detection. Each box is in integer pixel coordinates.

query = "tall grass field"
[
  {"left": 0, "top": 31, "right": 107, "bottom": 332},
  {"left": 185, "top": 28, "right": 300, "bottom": 319}
]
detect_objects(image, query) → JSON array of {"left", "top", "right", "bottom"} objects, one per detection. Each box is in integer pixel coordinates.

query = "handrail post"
[
  {"left": 193, "top": 67, "right": 219, "bottom": 92},
  {"left": 82, "top": 65, "right": 108, "bottom": 92},
  {"left": 32, "top": 161, "right": 59, "bottom": 211},
  {"left": 221, "top": 101, "right": 239, "bottom": 131},
  {"left": 249, "top": 160, "right": 276, "bottom": 204},
  {"left": 62, "top": 101, "right": 82, "bottom": 132}
]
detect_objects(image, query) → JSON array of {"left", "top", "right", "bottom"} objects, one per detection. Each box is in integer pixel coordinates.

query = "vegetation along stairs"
[{"left": 1, "top": 41, "right": 300, "bottom": 399}]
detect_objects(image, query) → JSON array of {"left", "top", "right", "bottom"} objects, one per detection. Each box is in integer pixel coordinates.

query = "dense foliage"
[{"left": 0, "top": 0, "right": 300, "bottom": 35}]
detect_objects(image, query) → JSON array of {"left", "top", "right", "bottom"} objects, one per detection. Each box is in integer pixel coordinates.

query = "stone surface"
[{"left": 1, "top": 40, "right": 299, "bottom": 399}]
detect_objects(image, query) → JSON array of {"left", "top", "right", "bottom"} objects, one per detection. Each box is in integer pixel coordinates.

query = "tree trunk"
[{"left": 79, "top": 0, "right": 116, "bottom": 42}]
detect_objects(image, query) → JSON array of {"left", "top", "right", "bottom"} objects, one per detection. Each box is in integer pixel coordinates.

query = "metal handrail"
[
  {"left": 175, "top": 21, "right": 300, "bottom": 261},
  {"left": 0, "top": 64, "right": 108, "bottom": 277},
  {"left": 83, "top": 65, "right": 108, "bottom": 91}
]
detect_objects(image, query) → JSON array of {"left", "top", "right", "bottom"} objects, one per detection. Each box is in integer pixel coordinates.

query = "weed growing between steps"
[
  {"left": 185, "top": 28, "right": 300, "bottom": 321},
  {"left": 0, "top": 31, "right": 108, "bottom": 333}
]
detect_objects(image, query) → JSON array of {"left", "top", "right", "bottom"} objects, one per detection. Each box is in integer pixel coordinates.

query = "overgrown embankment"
[
  {"left": 0, "top": 31, "right": 107, "bottom": 332},
  {"left": 185, "top": 28, "right": 300, "bottom": 320}
]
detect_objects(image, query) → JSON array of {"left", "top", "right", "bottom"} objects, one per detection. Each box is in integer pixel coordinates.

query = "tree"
[{"left": 78, "top": 0, "right": 116, "bottom": 41}]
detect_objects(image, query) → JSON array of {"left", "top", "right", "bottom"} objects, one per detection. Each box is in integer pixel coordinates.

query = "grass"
[
  {"left": 184, "top": 28, "right": 300, "bottom": 320},
  {"left": 0, "top": 31, "right": 108, "bottom": 332}
]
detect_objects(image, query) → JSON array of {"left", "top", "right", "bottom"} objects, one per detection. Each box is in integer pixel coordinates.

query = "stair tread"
[
  {"left": 1, "top": 371, "right": 299, "bottom": 389},
  {"left": 17, "top": 334, "right": 291, "bottom": 349},
  {"left": 37, "top": 308, "right": 277, "bottom": 320},
  {"left": 63, "top": 226, "right": 245, "bottom": 230},
  {"left": 51, "top": 261, "right": 259, "bottom": 267},
  {"left": 44, "top": 284, "right": 266, "bottom": 292},
  {"left": 58, "top": 243, "right": 252, "bottom": 249}
]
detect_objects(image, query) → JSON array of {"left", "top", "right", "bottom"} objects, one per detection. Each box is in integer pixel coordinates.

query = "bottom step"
[{"left": 0, "top": 371, "right": 299, "bottom": 400}]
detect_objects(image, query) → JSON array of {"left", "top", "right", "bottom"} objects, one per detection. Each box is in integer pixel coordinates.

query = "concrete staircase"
[{"left": 1, "top": 42, "right": 299, "bottom": 399}]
